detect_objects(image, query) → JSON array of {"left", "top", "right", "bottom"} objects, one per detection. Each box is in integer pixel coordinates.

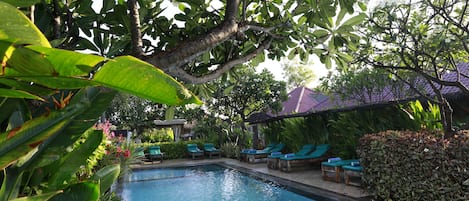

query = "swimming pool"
[{"left": 121, "top": 164, "right": 316, "bottom": 201}]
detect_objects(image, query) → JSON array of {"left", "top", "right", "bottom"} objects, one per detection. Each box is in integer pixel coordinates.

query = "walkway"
[{"left": 130, "top": 158, "right": 370, "bottom": 201}]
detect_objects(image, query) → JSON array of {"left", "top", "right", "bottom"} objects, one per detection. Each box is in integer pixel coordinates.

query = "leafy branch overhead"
[{"left": 22, "top": 0, "right": 366, "bottom": 84}]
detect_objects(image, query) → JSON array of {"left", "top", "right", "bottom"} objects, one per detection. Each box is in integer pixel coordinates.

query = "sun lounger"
[
  {"left": 187, "top": 143, "right": 204, "bottom": 159},
  {"left": 203, "top": 143, "right": 221, "bottom": 158},
  {"left": 148, "top": 145, "right": 163, "bottom": 163},
  {"left": 239, "top": 143, "right": 276, "bottom": 162},
  {"left": 279, "top": 144, "right": 330, "bottom": 172},
  {"left": 321, "top": 158, "right": 359, "bottom": 183},
  {"left": 267, "top": 144, "right": 315, "bottom": 169},
  {"left": 246, "top": 143, "right": 285, "bottom": 163},
  {"left": 343, "top": 162, "right": 362, "bottom": 186}
]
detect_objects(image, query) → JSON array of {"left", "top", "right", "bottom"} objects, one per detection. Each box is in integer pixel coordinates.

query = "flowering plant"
[{"left": 94, "top": 120, "right": 134, "bottom": 176}]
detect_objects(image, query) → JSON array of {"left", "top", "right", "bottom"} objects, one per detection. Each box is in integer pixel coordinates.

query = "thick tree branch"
[
  {"left": 52, "top": 0, "right": 61, "bottom": 39},
  {"left": 146, "top": 0, "right": 241, "bottom": 71},
  {"left": 128, "top": 0, "right": 145, "bottom": 58},
  {"left": 366, "top": 59, "right": 469, "bottom": 95},
  {"left": 385, "top": 69, "right": 439, "bottom": 104},
  {"left": 169, "top": 38, "right": 272, "bottom": 84}
]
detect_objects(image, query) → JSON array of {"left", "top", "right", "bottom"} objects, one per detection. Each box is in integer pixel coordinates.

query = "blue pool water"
[{"left": 121, "top": 165, "right": 316, "bottom": 201}]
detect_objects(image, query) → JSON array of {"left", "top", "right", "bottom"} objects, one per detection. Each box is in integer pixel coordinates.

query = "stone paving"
[{"left": 130, "top": 158, "right": 370, "bottom": 201}]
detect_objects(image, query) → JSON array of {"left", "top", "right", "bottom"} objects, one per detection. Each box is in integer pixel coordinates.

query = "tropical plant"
[
  {"left": 0, "top": 2, "right": 200, "bottom": 200},
  {"left": 208, "top": 67, "right": 287, "bottom": 142},
  {"left": 141, "top": 128, "right": 174, "bottom": 143},
  {"left": 106, "top": 93, "right": 167, "bottom": 135},
  {"left": 401, "top": 100, "right": 443, "bottom": 131}
]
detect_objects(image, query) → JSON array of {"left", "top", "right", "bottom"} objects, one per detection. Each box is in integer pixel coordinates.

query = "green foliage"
[
  {"left": 262, "top": 121, "right": 284, "bottom": 144},
  {"left": 401, "top": 100, "right": 443, "bottom": 131},
  {"left": 328, "top": 107, "right": 419, "bottom": 159},
  {"left": 358, "top": 130, "right": 469, "bottom": 200},
  {"left": 276, "top": 117, "right": 326, "bottom": 152},
  {"left": 30, "top": 0, "right": 364, "bottom": 73},
  {"left": 220, "top": 142, "right": 240, "bottom": 159},
  {"left": 140, "top": 140, "right": 206, "bottom": 160},
  {"left": 281, "top": 59, "right": 316, "bottom": 90},
  {"left": 263, "top": 106, "right": 419, "bottom": 159},
  {"left": 188, "top": 67, "right": 287, "bottom": 147},
  {"left": 106, "top": 93, "right": 166, "bottom": 133},
  {"left": 358, "top": 1, "right": 469, "bottom": 135},
  {"left": 141, "top": 128, "right": 174, "bottom": 143},
  {"left": 209, "top": 67, "right": 287, "bottom": 121},
  {"left": 0, "top": 2, "right": 200, "bottom": 200}
]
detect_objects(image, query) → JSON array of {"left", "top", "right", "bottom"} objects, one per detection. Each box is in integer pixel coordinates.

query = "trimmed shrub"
[
  {"left": 358, "top": 130, "right": 469, "bottom": 200},
  {"left": 138, "top": 140, "right": 206, "bottom": 160}
]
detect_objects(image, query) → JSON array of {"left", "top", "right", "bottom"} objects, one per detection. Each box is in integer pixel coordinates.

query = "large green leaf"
[
  {"left": 0, "top": 102, "right": 85, "bottom": 169},
  {"left": 90, "top": 164, "right": 120, "bottom": 194},
  {"left": 32, "top": 87, "right": 116, "bottom": 168},
  {"left": 16, "top": 77, "right": 96, "bottom": 89},
  {"left": 0, "top": 0, "right": 41, "bottom": 8},
  {"left": 0, "top": 167, "right": 23, "bottom": 201},
  {"left": 0, "top": 89, "right": 44, "bottom": 100},
  {"left": 0, "top": 2, "right": 50, "bottom": 47},
  {"left": 0, "top": 42, "right": 55, "bottom": 76},
  {"left": 93, "top": 56, "right": 202, "bottom": 105},
  {"left": 0, "top": 78, "right": 55, "bottom": 97},
  {"left": 0, "top": 99, "right": 28, "bottom": 127},
  {"left": 0, "top": 117, "right": 72, "bottom": 169},
  {"left": 9, "top": 191, "right": 62, "bottom": 201},
  {"left": 49, "top": 182, "right": 99, "bottom": 201},
  {"left": 48, "top": 130, "right": 103, "bottom": 190},
  {"left": 26, "top": 46, "right": 104, "bottom": 77},
  {"left": 342, "top": 13, "right": 367, "bottom": 26}
]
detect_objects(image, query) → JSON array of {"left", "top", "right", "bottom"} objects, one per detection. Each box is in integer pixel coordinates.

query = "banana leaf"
[
  {"left": 48, "top": 130, "right": 103, "bottom": 190},
  {"left": 9, "top": 191, "right": 62, "bottom": 201},
  {"left": 48, "top": 182, "right": 99, "bottom": 201},
  {"left": 90, "top": 164, "right": 120, "bottom": 194}
]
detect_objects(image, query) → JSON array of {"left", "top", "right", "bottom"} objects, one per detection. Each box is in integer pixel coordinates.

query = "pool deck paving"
[{"left": 130, "top": 158, "right": 371, "bottom": 201}]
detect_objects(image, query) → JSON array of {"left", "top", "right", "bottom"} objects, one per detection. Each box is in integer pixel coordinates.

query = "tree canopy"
[
  {"left": 22, "top": 0, "right": 365, "bottom": 84},
  {"left": 355, "top": 0, "right": 469, "bottom": 137}
]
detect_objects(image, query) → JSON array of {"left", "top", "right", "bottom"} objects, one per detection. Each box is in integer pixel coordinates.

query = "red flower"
[{"left": 124, "top": 150, "right": 131, "bottom": 158}]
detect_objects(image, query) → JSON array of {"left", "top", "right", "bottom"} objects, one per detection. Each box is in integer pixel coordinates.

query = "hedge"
[
  {"left": 358, "top": 130, "right": 469, "bottom": 200},
  {"left": 138, "top": 140, "right": 206, "bottom": 160}
]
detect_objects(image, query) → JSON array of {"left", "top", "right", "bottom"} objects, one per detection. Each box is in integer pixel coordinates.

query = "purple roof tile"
[
  {"left": 248, "top": 63, "right": 469, "bottom": 123},
  {"left": 268, "top": 87, "right": 323, "bottom": 116}
]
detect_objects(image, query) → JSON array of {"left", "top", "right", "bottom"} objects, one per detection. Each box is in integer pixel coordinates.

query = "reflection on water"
[{"left": 121, "top": 165, "right": 314, "bottom": 201}]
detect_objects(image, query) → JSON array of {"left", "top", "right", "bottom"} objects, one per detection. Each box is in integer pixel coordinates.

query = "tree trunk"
[
  {"left": 434, "top": 90, "right": 455, "bottom": 138},
  {"left": 440, "top": 99, "right": 455, "bottom": 139}
]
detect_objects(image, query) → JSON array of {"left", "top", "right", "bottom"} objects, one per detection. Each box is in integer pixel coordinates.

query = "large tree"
[
  {"left": 201, "top": 67, "right": 287, "bottom": 146},
  {"left": 30, "top": 0, "right": 366, "bottom": 84},
  {"left": 357, "top": 0, "right": 469, "bottom": 137}
]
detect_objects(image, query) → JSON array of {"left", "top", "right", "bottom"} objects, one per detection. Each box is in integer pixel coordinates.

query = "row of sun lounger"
[
  {"left": 186, "top": 143, "right": 221, "bottom": 159},
  {"left": 239, "top": 143, "right": 362, "bottom": 185},
  {"left": 135, "top": 146, "right": 164, "bottom": 163},
  {"left": 240, "top": 143, "right": 330, "bottom": 171},
  {"left": 135, "top": 143, "right": 222, "bottom": 163}
]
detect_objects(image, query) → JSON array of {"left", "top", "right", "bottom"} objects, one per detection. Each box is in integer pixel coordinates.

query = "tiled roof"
[
  {"left": 247, "top": 63, "right": 469, "bottom": 123},
  {"left": 268, "top": 86, "right": 326, "bottom": 116}
]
